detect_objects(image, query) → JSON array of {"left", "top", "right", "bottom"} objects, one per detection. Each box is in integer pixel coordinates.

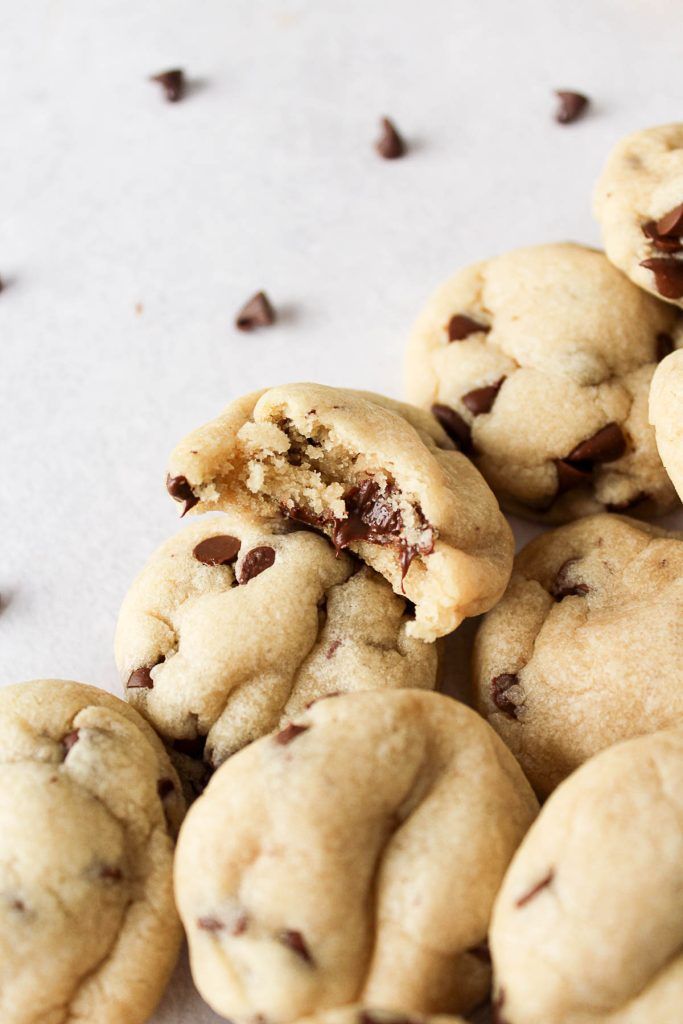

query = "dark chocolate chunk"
[
  {"left": 127, "top": 656, "right": 164, "bottom": 689},
  {"left": 274, "top": 723, "right": 310, "bottom": 745},
  {"left": 515, "top": 869, "right": 554, "bottom": 907},
  {"left": 235, "top": 291, "right": 275, "bottom": 331},
  {"left": 642, "top": 221, "right": 683, "bottom": 253},
  {"left": 554, "top": 90, "right": 589, "bottom": 124},
  {"left": 656, "top": 203, "right": 683, "bottom": 238},
  {"left": 567, "top": 423, "right": 626, "bottom": 465},
  {"left": 62, "top": 730, "right": 80, "bottom": 755},
  {"left": 447, "top": 314, "right": 490, "bottom": 342},
  {"left": 150, "top": 68, "right": 185, "bottom": 103},
  {"left": 375, "top": 117, "right": 405, "bottom": 159},
  {"left": 656, "top": 332, "right": 674, "bottom": 361},
  {"left": 430, "top": 403, "right": 472, "bottom": 453},
  {"left": 551, "top": 558, "right": 589, "bottom": 600},
  {"left": 237, "top": 546, "right": 276, "bottom": 584},
  {"left": 157, "top": 778, "right": 175, "bottom": 799},
  {"left": 462, "top": 377, "right": 505, "bottom": 416},
  {"left": 193, "top": 534, "right": 241, "bottom": 566},
  {"left": 166, "top": 474, "right": 199, "bottom": 516},
  {"left": 279, "top": 928, "right": 313, "bottom": 964},
  {"left": 640, "top": 257, "right": 683, "bottom": 300},
  {"left": 491, "top": 673, "right": 521, "bottom": 718},
  {"left": 554, "top": 459, "right": 592, "bottom": 495}
]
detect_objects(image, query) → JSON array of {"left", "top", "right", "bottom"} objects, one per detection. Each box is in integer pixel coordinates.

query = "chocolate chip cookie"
[
  {"left": 174, "top": 689, "right": 538, "bottom": 1022},
  {"left": 490, "top": 727, "right": 683, "bottom": 1024},
  {"left": 405, "top": 243, "right": 680, "bottom": 522},
  {"left": 472, "top": 513, "right": 683, "bottom": 796},
  {"left": 165, "top": 384, "right": 514, "bottom": 641},
  {"left": 594, "top": 123, "right": 683, "bottom": 307},
  {"left": 0, "top": 679, "right": 184, "bottom": 1024},
  {"left": 115, "top": 514, "right": 438, "bottom": 767},
  {"left": 650, "top": 348, "right": 683, "bottom": 501}
]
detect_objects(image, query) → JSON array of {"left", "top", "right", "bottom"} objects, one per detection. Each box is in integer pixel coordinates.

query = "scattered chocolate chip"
[
  {"left": 515, "top": 869, "right": 554, "bottom": 907},
  {"left": 235, "top": 291, "right": 275, "bottom": 331},
  {"left": 325, "top": 639, "right": 342, "bottom": 659},
  {"left": 656, "top": 203, "right": 683, "bottom": 238},
  {"left": 467, "top": 940, "right": 492, "bottom": 964},
  {"left": 430, "top": 403, "right": 473, "bottom": 453},
  {"left": 166, "top": 474, "right": 199, "bottom": 516},
  {"left": 375, "top": 117, "right": 405, "bottom": 159},
  {"left": 198, "top": 916, "right": 224, "bottom": 932},
  {"left": 551, "top": 558, "right": 589, "bottom": 600},
  {"left": 567, "top": 423, "right": 626, "bottom": 465},
  {"left": 127, "top": 657, "right": 163, "bottom": 689},
  {"left": 554, "top": 458, "right": 592, "bottom": 495},
  {"left": 657, "top": 332, "right": 674, "bottom": 361},
  {"left": 554, "top": 90, "right": 588, "bottom": 124},
  {"left": 99, "top": 865, "right": 123, "bottom": 881},
  {"left": 157, "top": 778, "right": 175, "bottom": 799},
  {"left": 642, "top": 221, "right": 683, "bottom": 253},
  {"left": 237, "top": 546, "right": 276, "bottom": 584},
  {"left": 447, "top": 314, "right": 490, "bottom": 342},
  {"left": 491, "top": 673, "right": 521, "bottom": 718},
  {"left": 640, "top": 257, "right": 683, "bottom": 300},
  {"left": 279, "top": 928, "right": 313, "bottom": 964},
  {"left": 62, "top": 729, "right": 80, "bottom": 755},
  {"left": 462, "top": 377, "right": 505, "bottom": 416},
  {"left": 193, "top": 534, "right": 242, "bottom": 566},
  {"left": 274, "top": 723, "right": 310, "bottom": 745},
  {"left": 150, "top": 68, "right": 185, "bottom": 103}
]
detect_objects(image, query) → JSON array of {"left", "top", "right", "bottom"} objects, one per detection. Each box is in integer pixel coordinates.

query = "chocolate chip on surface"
[
  {"left": 375, "top": 117, "right": 405, "bottom": 159},
  {"left": 551, "top": 559, "right": 589, "bottom": 600},
  {"left": 127, "top": 657, "right": 163, "bottom": 689},
  {"left": 655, "top": 203, "right": 683, "bottom": 238},
  {"left": 554, "top": 458, "right": 592, "bottom": 495},
  {"left": 274, "top": 723, "right": 310, "bottom": 745},
  {"left": 640, "top": 257, "right": 683, "bottom": 300},
  {"left": 515, "top": 869, "right": 554, "bottom": 907},
  {"left": 462, "top": 377, "right": 505, "bottom": 416},
  {"left": 567, "top": 423, "right": 626, "bottom": 465},
  {"left": 554, "top": 90, "right": 589, "bottom": 124},
  {"left": 235, "top": 291, "right": 275, "bottom": 331},
  {"left": 642, "top": 220, "right": 683, "bottom": 253},
  {"left": 166, "top": 474, "right": 199, "bottom": 516},
  {"left": 150, "top": 68, "right": 185, "bottom": 103},
  {"left": 193, "top": 535, "right": 242, "bottom": 566},
  {"left": 279, "top": 928, "right": 313, "bottom": 964},
  {"left": 237, "top": 546, "right": 276, "bottom": 584},
  {"left": 430, "top": 403, "right": 472, "bottom": 452},
  {"left": 491, "top": 673, "right": 521, "bottom": 718},
  {"left": 447, "top": 313, "right": 490, "bottom": 341}
]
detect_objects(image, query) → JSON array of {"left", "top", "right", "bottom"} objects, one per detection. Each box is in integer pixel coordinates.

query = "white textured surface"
[{"left": 1, "top": 1, "right": 681, "bottom": 1021}]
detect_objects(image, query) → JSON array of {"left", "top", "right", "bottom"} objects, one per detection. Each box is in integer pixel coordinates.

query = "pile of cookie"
[{"left": 4, "top": 124, "right": 683, "bottom": 1024}]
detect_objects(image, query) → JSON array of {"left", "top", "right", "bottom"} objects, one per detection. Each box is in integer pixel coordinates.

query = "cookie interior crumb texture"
[
  {"left": 174, "top": 689, "right": 538, "bottom": 1023},
  {"left": 0, "top": 679, "right": 184, "bottom": 1024},
  {"left": 649, "top": 347, "right": 683, "bottom": 501},
  {"left": 165, "top": 383, "right": 515, "bottom": 641}
]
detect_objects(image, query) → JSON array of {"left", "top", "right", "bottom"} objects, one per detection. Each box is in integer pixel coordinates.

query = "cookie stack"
[{"left": 4, "top": 124, "right": 683, "bottom": 1024}]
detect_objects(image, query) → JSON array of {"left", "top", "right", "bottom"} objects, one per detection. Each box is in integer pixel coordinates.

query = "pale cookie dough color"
[
  {"left": 297, "top": 1006, "right": 467, "bottom": 1024},
  {"left": 165, "top": 383, "right": 514, "bottom": 641},
  {"left": 649, "top": 348, "right": 683, "bottom": 500},
  {"left": 473, "top": 513, "right": 683, "bottom": 796},
  {"left": 174, "top": 689, "right": 538, "bottom": 1023},
  {"left": 0, "top": 679, "right": 184, "bottom": 1024},
  {"left": 405, "top": 243, "right": 680, "bottom": 523},
  {"left": 594, "top": 123, "right": 683, "bottom": 307},
  {"left": 115, "top": 514, "right": 437, "bottom": 767},
  {"left": 490, "top": 728, "right": 683, "bottom": 1024}
]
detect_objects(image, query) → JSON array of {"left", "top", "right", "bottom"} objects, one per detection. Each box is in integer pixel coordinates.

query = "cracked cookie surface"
[
  {"left": 472, "top": 513, "right": 683, "bottom": 796},
  {"left": 405, "top": 243, "right": 680, "bottom": 523},
  {"left": 174, "top": 689, "right": 538, "bottom": 1023},
  {"left": 115, "top": 514, "right": 438, "bottom": 767},
  {"left": 165, "top": 383, "right": 514, "bottom": 641},
  {"left": 0, "top": 679, "right": 184, "bottom": 1024},
  {"left": 490, "top": 727, "right": 683, "bottom": 1024},
  {"left": 594, "top": 123, "right": 683, "bottom": 308},
  {"left": 650, "top": 347, "right": 683, "bottom": 501}
]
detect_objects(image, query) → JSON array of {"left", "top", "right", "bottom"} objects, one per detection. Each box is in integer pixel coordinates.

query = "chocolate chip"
[
  {"left": 656, "top": 203, "right": 683, "bottom": 238},
  {"left": 554, "top": 458, "right": 592, "bottom": 495},
  {"left": 150, "top": 68, "right": 185, "bottom": 103},
  {"left": 99, "top": 866, "right": 123, "bottom": 881},
  {"left": 375, "top": 117, "right": 405, "bottom": 159},
  {"left": 430, "top": 403, "right": 472, "bottom": 453},
  {"left": 127, "top": 657, "right": 163, "bottom": 689},
  {"left": 274, "top": 723, "right": 309, "bottom": 745},
  {"left": 554, "top": 90, "right": 588, "bottom": 124},
  {"left": 237, "top": 546, "right": 276, "bottom": 584},
  {"left": 166, "top": 474, "right": 199, "bottom": 516},
  {"left": 491, "top": 673, "right": 521, "bottom": 718},
  {"left": 642, "top": 221, "right": 683, "bottom": 253},
  {"left": 157, "top": 778, "right": 175, "bottom": 799},
  {"left": 235, "top": 291, "right": 275, "bottom": 331},
  {"left": 279, "top": 929, "right": 313, "bottom": 964},
  {"left": 551, "top": 559, "right": 589, "bottom": 600},
  {"left": 515, "top": 869, "right": 554, "bottom": 907},
  {"left": 193, "top": 534, "right": 241, "bottom": 566},
  {"left": 447, "top": 314, "right": 490, "bottom": 342},
  {"left": 198, "top": 916, "right": 224, "bottom": 932},
  {"left": 640, "top": 258, "right": 683, "bottom": 300},
  {"left": 462, "top": 377, "right": 505, "bottom": 416},
  {"left": 62, "top": 730, "right": 80, "bottom": 755},
  {"left": 567, "top": 423, "right": 626, "bottom": 465}
]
